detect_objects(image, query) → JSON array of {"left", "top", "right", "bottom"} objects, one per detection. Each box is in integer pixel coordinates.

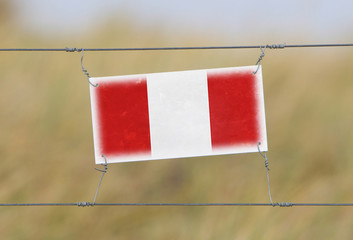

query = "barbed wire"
[{"left": 0, "top": 43, "right": 352, "bottom": 52}]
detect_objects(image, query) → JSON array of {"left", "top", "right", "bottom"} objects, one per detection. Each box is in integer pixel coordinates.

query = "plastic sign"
[{"left": 90, "top": 66, "right": 267, "bottom": 164}]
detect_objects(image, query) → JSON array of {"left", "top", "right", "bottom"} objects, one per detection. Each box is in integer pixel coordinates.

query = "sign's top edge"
[{"left": 90, "top": 65, "right": 260, "bottom": 82}]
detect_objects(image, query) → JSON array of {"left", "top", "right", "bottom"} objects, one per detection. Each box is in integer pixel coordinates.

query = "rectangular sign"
[{"left": 90, "top": 66, "right": 267, "bottom": 164}]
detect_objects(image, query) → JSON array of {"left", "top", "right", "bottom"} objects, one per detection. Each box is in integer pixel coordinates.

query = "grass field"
[{"left": 1, "top": 14, "right": 353, "bottom": 239}]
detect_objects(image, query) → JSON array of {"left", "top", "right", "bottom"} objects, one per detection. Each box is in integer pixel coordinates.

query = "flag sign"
[{"left": 90, "top": 66, "right": 267, "bottom": 164}]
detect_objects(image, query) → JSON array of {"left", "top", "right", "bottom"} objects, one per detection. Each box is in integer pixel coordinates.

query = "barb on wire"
[{"left": 80, "top": 48, "right": 98, "bottom": 87}]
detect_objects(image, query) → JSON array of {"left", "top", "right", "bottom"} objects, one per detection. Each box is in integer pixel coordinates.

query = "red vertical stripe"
[
  {"left": 207, "top": 70, "right": 259, "bottom": 148},
  {"left": 96, "top": 77, "right": 151, "bottom": 155}
]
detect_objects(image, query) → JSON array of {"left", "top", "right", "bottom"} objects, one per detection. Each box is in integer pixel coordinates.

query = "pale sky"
[{"left": 11, "top": 0, "right": 353, "bottom": 42}]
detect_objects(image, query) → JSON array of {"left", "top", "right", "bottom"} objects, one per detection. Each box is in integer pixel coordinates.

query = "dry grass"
[{"left": 1, "top": 17, "right": 353, "bottom": 240}]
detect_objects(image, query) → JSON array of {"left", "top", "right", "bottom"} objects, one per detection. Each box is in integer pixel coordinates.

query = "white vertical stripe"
[{"left": 147, "top": 70, "right": 212, "bottom": 159}]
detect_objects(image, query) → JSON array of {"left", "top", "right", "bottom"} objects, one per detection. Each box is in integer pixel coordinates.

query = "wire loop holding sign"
[
  {"left": 253, "top": 46, "right": 267, "bottom": 74},
  {"left": 92, "top": 154, "right": 108, "bottom": 205},
  {"left": 81, "top": 48, "right": 98, "bottom": 87},
  {"left": 257, "top": 142, "right": 273, "bottom": 205},
  {"left": 252, "top": 43, "right": 285, "bottom": 74}
]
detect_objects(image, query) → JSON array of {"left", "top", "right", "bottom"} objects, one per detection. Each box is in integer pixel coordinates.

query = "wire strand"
[
  {"left": 0, "top": 43, "right": 352, "bottom": 52},
  {"left": 257, "top": 142, "right": 274, "bottom": 205},
  {"left": 93, "top": 154, "right": 108, "bottom": 204},
  {"left": 1, "top": 202, "right": 353, "bottom": 207}
]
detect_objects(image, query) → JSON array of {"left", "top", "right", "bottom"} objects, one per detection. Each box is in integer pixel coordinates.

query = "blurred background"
[{"left": 1, "top": 0, "right": 353, "bottom": 239}]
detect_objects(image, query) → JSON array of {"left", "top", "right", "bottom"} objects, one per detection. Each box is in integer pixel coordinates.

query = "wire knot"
[
  {"left": 95, "top": 154, "right": 108, "bottom": 173},
  {"left": 77, "top": 201, "right": 94, "bottom": 207},
  {"left": 273, "top": 202, "right": 293, "bottom": 207},
  {"left": 264, "top": 159, "right": 270, "bottom": 170},
  {"left": 266, "top": 44, "right": 286, "bottom": 49},
  {"left": 65, "top": 47, "right": 82, "bottom": 52}
]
